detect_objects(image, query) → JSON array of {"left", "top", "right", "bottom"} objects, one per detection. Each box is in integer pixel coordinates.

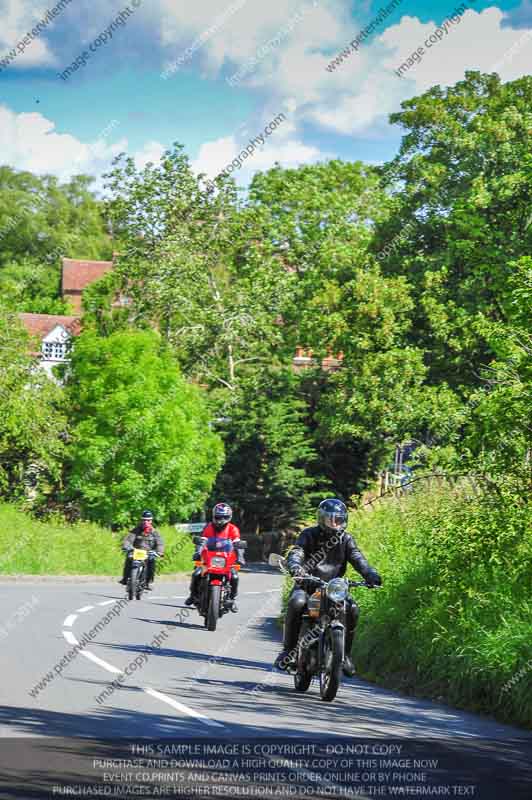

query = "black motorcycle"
[
  {"left": 126, "top": 548, "right": 160, "bottom": 601},
  {"left": 270, "top": 553, "right": 373, "bottom": 702}
]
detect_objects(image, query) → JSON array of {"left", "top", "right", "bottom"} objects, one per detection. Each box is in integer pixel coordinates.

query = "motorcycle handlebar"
[{"left": 292, "top": 574, "right": 376, "bottom": 589}]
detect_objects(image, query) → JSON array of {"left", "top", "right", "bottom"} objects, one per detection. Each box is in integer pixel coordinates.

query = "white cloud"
[
  {"left": 0, "top": 105, "right": 165, "bottom": 181},
  {"left": 134, "top": 140, "right": 167, "bottom": 169},
  {"left": 307, "top": 7, "right": 532, "bottom": 136},
  {"left": 0, "top": 0, "right": 57, "bottom": 67},
  {"left": 191, "top": 129, "right": 323, "bottom": 183},
  {"left": 158, "top": 1, "right": 532, "bottom": 140}
]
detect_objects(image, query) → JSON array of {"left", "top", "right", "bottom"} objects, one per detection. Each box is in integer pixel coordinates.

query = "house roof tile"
[
  {"left": 18, "top": 313, "right": 81, "bottom": 339},
  {"left": 62, "top": 259, "right": 113, "bottom": 293}
]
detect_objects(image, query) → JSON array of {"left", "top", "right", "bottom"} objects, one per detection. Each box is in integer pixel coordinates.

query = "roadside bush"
[
  {"left": 0, "top": 503, "right": 193, "bottom": 575},
  {"left": 351, "top": 483, "right": 532, "bottom": 729}
]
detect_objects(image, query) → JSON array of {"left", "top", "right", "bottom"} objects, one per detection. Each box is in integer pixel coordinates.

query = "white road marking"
[
  {"left": 62, "top": 626, "right": 127, "bottom": 675},
  {"left": 81, "top": 650, "right": 122, "bottom": 675},
  {"left": 60, "top": 583, "right": 281, "bottom": 723},
  {"left": 63, "top": 630, "right": 78, "bottom": 646},
  {"left": 145, "top": 688, "right": 224, "bottom": 728}
]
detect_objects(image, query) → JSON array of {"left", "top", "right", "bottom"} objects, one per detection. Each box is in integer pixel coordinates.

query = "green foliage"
[
  {"left": 0, "top": 308, "right": 66, "bottom": 503},
  {"left": 211, "top": 369, "right": 323, "bottom": 532},
  {"left": 64, "top": 328, "right": 224, "bottom": 526},
  {"left": 0, "top": 167, "right": 111, "bottom": 313},
  {"left": 379, "top": 71, "right": 532, "bottom": 392},
  {"left": 104, "top": 145, "right": 293, "bottom": 390},
  {"left": 0, "top": 502, "right": 193, "bottom": 574},
  {"left": 352, "top": 484, "right": 532, "bottom": 729}
]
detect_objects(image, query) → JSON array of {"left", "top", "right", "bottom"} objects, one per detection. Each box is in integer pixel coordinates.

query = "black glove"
[{"left": 365, "top": 567, "right": 382, "bottom": 587}]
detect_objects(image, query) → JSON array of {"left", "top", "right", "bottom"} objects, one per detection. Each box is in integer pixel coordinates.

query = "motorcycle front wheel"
[
  {"left": 207, "top": 584, "right": 221, "bottom": 631},
  {"left": 319, "top": 627, "right": 343, "bottom": 702},
  {"left": 135, "top": 565, "right": 144, "bottom": 600},
  {"left": 128, "top": 566, "right": 138, "bottom": 601}
]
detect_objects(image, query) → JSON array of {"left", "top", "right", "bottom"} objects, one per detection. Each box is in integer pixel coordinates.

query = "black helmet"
[
  {"left": 142, "top": 510, "right": 153, "bottom": 521},
  {"left": 212, "top": 502, "right": 232, "bottom": 530},
  {"left": 318, "top": 498, "right": 347, "bottom": 535}
]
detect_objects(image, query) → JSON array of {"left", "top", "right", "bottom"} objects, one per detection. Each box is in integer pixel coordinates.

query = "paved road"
[{"left": 1, "top": 566, "right": 531, "bottom": 799}]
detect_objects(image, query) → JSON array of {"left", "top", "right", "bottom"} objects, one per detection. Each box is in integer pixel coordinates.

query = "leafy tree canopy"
[{"left": 64, "top": 328, "right": 224, "bottom": 526}]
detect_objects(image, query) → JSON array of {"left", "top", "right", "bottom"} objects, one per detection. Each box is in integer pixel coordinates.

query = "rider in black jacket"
[
  {"left": 274, "top": 498, "right": 381, "bottom": 677},
  {"left": 119, "top": 510, "right": 164, "bottom": 591}
]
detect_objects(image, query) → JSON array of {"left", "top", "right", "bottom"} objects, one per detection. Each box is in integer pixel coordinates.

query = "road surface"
[{"left": 0, "top": 565, "right": 530, "bottom": 799}]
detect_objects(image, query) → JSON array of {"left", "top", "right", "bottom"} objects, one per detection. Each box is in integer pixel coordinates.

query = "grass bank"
[
  {"left": 349, "top": 483, "right": 532, "bottom": 729},
  {"left": 0, "top": 503, "right": 194, "bottom": 575}
]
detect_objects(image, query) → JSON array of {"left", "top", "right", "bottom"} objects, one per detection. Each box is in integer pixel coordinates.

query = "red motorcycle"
[{"left": 193, "top": 535, "right": 247, "bottom": 631}]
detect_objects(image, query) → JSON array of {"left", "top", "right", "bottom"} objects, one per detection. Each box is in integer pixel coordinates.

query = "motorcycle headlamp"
[
  {"left": 211, "top": 556, "right": 226, "bottom": 568},
  {"left": 326, "top": 578, "right": 348, "bottom": 603}
]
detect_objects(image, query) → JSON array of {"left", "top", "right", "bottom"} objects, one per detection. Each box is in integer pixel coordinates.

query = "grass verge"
[{"left": 0, "top": 503, "right": 194, "bottom": 575}]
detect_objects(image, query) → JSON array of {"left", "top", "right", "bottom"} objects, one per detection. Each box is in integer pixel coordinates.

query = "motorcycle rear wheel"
[
  {"left": 207, "top": 584, "right": 221, "bottom": 631},
  {"left": 319, "top": 627, "right": 343, "bottom": 702}
]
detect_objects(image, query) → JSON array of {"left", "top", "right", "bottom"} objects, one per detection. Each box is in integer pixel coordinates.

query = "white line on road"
[
  {"left": 145, "top": 688, "right": 224, "bottom": 728},
  {"left": 98, "top": 600, "right": 116, "bottom": 606},
  {"left": 63, "top": 614, "right": 78, "bottom": 627},
  {"left": 63, "top": 630, "right": 78, "bottom": 646},
  {"left": 62, "top": 629, "right": 128, "bottom": 675},
  {"left": 81, "top": 650, "right": 123, "bottom": 675},
  {"left": 76, "top": 605, "right": 94, "bottom": 613}
]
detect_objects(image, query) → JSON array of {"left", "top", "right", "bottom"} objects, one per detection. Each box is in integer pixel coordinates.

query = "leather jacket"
[
  {"left": 287, "top": 525, "right": 370, "bottom": 583},
  {"left": 122, "top": 525, "right": 164, "bottom": 555}
]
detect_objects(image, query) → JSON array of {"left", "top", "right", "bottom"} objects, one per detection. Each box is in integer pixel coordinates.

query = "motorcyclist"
[
  {"left": 274, "top": 498, "right": 381, "bottom": 677},
  {"left": 184, "top": 503, "right": 244, "bottom": 612},
  {"left": 119, "top": 510, "right": 165, "bottom": 591}
]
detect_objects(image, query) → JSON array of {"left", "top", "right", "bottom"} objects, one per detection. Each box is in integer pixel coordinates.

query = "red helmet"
[{"left": 212, "top": 502, "right": 232, "bottom": 530}]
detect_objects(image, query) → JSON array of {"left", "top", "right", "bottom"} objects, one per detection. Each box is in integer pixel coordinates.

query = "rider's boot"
[
  {"left": 275, "top": 599, "right": 301, "bottom": 671},
  {"left": 343, "top": 627, "right": 356, "bottom": 677}
]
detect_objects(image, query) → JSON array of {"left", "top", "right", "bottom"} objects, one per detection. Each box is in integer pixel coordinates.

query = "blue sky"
[{"left": 0, "top": 0, "right": 530, "bottom": 188}]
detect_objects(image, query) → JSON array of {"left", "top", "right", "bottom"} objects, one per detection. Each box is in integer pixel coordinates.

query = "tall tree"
[
  {"left": 377, "top": 71, "right": 532, "bottom": 391},
  {"left": 0, "top": 168, "right": 111, "bottom": 313},
  {"left": 103, "top": 144, "right": 294, "bottom": 390},
  {"left": 64, "top": 328, "right": 223, "bottom": 526},
  {"left": 0, "top": 308, "right": 66, "bottom": 503},
  {"left": 211, "top": 368, "right": 322, "bottom": 534}
]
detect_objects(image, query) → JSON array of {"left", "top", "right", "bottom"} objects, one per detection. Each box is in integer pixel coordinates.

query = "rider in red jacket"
[{"left": 185, "top": 503, "right": 243, "bottom": 611}]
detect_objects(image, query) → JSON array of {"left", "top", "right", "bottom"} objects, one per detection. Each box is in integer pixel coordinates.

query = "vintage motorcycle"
[
  {"left": 126, "top": 548, "right": 160, "bottom": 601},
  {"left": 270, "top": 552, "right": 374, "bottom": 702},
  {"left": 193, "top": 535, "right": 247, "bottom": 631}
]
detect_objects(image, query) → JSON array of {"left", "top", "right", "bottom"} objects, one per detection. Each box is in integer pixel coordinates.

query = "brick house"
[
  {"left": 61, "top": 258, "right": 114, "bottom": 313},
  {"left": 19, "top": 257, "right": 342, "bottom": 376},
  {"left": 18, "top": 313, "right": 81, "bottom": 378},
  {"left": 18, "top": 257, "right": 112, "bottom": 376}
]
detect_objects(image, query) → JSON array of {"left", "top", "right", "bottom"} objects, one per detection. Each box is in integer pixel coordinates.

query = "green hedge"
[
  {"left": 0, "top": 503, "right": 194, "bottom": 575},
  {"left": 350, "top": 483, "right": 532, "bottom": 729}
]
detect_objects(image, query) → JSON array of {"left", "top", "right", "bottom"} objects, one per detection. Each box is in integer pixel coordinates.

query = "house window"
[{"left": 43, "top": 341, "right": 68, "bottom": 361}]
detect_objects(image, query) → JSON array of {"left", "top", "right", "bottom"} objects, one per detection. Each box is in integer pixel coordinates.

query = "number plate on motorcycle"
[{"left": 132, "top": 548, "right": 147, "bottom": 560}]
